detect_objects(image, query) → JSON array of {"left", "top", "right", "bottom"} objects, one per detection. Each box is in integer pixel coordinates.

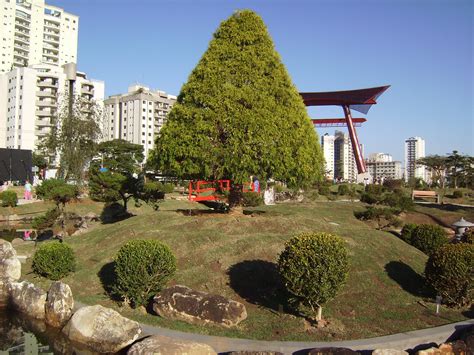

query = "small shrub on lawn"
[
  {"left": 365, "top": 184, "right": 385, "bottom": 195},
  {"left": 242, "top": 191, "right": 264, "bottom": 207},
  {"left": 384, "top": 191, "right": 414, "bottom": 212},
  {"left": 32, "top": 208, "right": 60, "bottom": 230},
  {"left": 410, "top": 224, "right": 448, "bottom": 255},
  {"left": 114, "top": 239, "right": 176, "bottom": 307},
  {"left": 0, "top": 190, "right": 18, "bottom": 207},
  {"left": 452, "top": 190, "right": 463, "bottom": 199},
  {"left": 318, "top": 186, "right": 331, "bottom": 196},
  {"left": 360, "top": 192, "right": 381, "bottom": 205},
  {"left": 463, "top": 229, "right": 474, "bottom": 244},
  {"left": 354, "top": 207, "right": 402, "bottom": 230},
  {"left": 32, "top": 242, "right": 76, "bottom": 280},
  {"left": 383, "top": 179, "right": 404, "bottom": 191},
  {"left": 274, "top": 184, "right": 284, "bottom": 193},
  {"left": 163, "top": 183, "right": 174, "bottom": 194},
  {"left": 337, "top": 184, "right": 350, "bottom": 195},
  {"left": 425, "top": 243, "right": 474, "bottom": 307},
  {"left": 400, "top": 223, "right": 417, "bottom": 244},
  {"left": 278, "top": 232, "right": 349, "bottom": 320}
]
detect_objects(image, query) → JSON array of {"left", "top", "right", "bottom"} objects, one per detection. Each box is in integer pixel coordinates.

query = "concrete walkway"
[{"left": 138, "top": 318, "right": 474, "bottom": 354}]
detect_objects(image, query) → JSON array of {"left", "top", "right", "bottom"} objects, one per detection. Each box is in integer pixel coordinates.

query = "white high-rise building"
[
  {"left": 404, "top": 136, "right": 426, "bottom": 182},
  {"left": 368, "top": 152, "right": 393, "bottom": 163},
  {"left": 0, "top": 62, "right": 104, "bottom": 150},
  {"left": 0, "top": 0, "right": 78, "bottom": 74},
  {"left": 321, "top": 131, "right": 362, "bottom": 182},
  {"left": 103, "top": 85, "right": 177, "bottom": 158}
]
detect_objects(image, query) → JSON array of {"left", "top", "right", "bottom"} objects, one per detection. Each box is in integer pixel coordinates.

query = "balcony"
[
  {"left": 13, "top": 50, "right": 28, "bottom": 59},
  {"left": 81, "top": 86, "right": 94, "bottom": 95},
  {"left": 14, "top": 34, "right": 29, "bottom": 44},
  {"left": 15, "top": 20, "right": 30, "bottom": 29},
  {"left": 36, "top": 90, "right": 56, "bottom": 98},
  {"left": 36, "top": 119, "right": 54, "bottom": 127},
  {"left": 42, "top": 51, "right": 59, "bottom": 59},
  {"left": 44, "top": 21, "right": 60, "bottom": 30},
  {"left": 36, "top": 99, "right": 56, "bottom": 107},
  {"left": 37, "top": 80, "right": 57, "bottom": 88},
  {"left": 43, "top": 36, "right": 59, "bottom": 44},
  {"left": 43, "top": 43, "right": 59, "bottom": 51},
  {"left": 36, "top": 109, "right": 55, "bottom": 117},
  {"left": 14, "top": 41, "right": 29, "bottom": 51}
]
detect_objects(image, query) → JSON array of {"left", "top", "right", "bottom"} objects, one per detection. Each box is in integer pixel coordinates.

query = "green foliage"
[
  {"left": 383, "top": 190, "right": 414, "bottom": 212},
  {"left": 360, "top": 192, "right": 381, "bottom": 205},
  {"left": 142, "top": 181, "right": 165, "bottom": 210},
  {"left": 32, "top": 208, "right": 60, "bottom": 230},
  {"left": 354, "top": 207, "right": 402, "bottom": 230},
  {"left": 318, "top": 185, "right": 331, "bottom": 196},
  {"left": 242, "top": 191, "right": 263, "bottom": 207},
  {"left": 304, "top": 189, "right": 319, "bottom": 201},
  {"left": 365, "top": 184, "right": 385, "bottom": 195},
  {"left": 148, "top": 10, "right": 324, "bottom": 188},
  {"left": 32, "top": 152, "right": 48, "bottom": 170},
  {"left": 410, "top": 224, "right": 448, "bottom": 255},
  {"left": 114, "top": 239, "right": 177, "bottom": 307},
  {"left": 32, "top": 242, "right": 76, "bottom": 280},
  {"left": 400, "top": 223, "right": 417, "bottom": 244},
  {"left": 425, "top": 243, "right": 474, "bottom": 307},
  {"left": 163, "top": 183, "right": 174, "bottom": 194},
  {"left": 462, "top": 229, "right": 474, "bottom": 244},
  {"left": 452, "top": 190, "right": 463, "bottom": 198},
  {"left": 383, "top": 179, "right": 404, "bottom": 191},
  {"left": 39, "top": 95, "right": 102, "bottom": 183},
  {"left": 0, "top": 190, "right": 18, "bottom": 207},
  {"left": 35, "top": 179, "right": 79, "bottom": 208},
  {"left": 274, "top": 184, "right": 284, "bottom": 193},
  {"left": 337, "top": 184, "right": 350, "bottom": 195},
  {"left": 89, "top": 140, "right": 145, "bottom": 212},
  {"left": 278, "top": 232, "right": 349, "bottom": 318}
]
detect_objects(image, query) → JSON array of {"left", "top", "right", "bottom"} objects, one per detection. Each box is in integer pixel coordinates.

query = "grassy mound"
[{"left": 14, "top": 198, "right": 470, "bottom": 341}]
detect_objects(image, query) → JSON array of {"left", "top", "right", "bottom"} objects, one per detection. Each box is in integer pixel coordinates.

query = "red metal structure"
[
  {"left": 300, "top": 86, "right": 390, "bottom": 174},
  {"left": 188, "top": 180, "right": 231, "bottom": 202}
]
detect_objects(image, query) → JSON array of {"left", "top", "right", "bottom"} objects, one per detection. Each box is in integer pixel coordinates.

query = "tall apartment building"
[
  {"left": 404, "top": 136, "right": 426, "bottom": 182},
  {"left": 0, "top": 0, "right": 78, "bottom": 74},
  {"left": 321, "top": 131, "right": 362, "bottom": 182},
  {"left": 0, "top": 62, "right": 104, "bottom": 150},
  {"left": 366, "top": 153, "right": 402, "bottom": 182},
  {"left": 103, "top": 85, "right": 177, "bottom": 158}
]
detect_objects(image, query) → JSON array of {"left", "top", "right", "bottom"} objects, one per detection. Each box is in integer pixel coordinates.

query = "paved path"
[{"left": 138, "top": 318, "right": 474, "bottom": 354}]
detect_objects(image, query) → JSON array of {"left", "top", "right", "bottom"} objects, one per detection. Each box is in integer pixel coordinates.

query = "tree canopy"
[{"left": 148, "top": 10, "right": 324, "bottom": 187}]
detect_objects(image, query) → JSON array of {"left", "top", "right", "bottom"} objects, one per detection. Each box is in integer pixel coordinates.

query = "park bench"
[{"left": 411, "top": 190, "right": 441, "bottom": 204}]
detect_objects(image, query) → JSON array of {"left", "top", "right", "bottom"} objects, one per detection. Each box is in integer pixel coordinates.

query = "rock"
[
  {"left": 372, "top": 350, "right": 408, "bottom": 355},
  {"left": 309, "top": 348, "right": 360, "bottom": 355},
  {"left": 228, "top": 352, "right": 284, "bottom": 355},
  {"left": 438, "top": 341, "right": 468, "bottom": 353},
  {"left": 84, "top": 212, "right": 99, "bottom": 221},
  {"left": 0, "top": 256, "right": 21, "bottom": 280},
  {"left": 0, "top": 240, "right": 17, "bottom": 260},
  {"left": 45, "top": 281, "right": 74, "bottom": 328},
  {"left": 0, "top": 277, "right": 13, "bottom": 305},
  {"left": 127, "top": 335, "right": 217, "bottom": 355},
  {"left": 8, "top": 281, "right": 47, "bottom": 319},
  {"left": 62, "top": 305, "right": 142, "bottom": 353},
  {"left": 415, "top": 348, "right": 440, "bottom": 355},
  {"left": 153, "top": 285, "right": 247, "bottom": 328}
]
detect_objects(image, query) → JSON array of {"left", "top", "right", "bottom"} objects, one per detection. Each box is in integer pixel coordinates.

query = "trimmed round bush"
[
  {"left": 400, "top": 223, "right": 417, "bottom": 244},
  {"left": 278, "top": 232, "right": 349, "bottom": 319},
  {"left": 32, "top": 242, "right": 76, "bottom": 280},
  {"left": 242, "top": 191, "right": 263, "bottom": 207},
  {"left": 114, "top": 239, "right": 176, "bottom": 307},
  {"left": 1, "top": 190, "right": 18, "bottom": 207},
  {"left": 337, "top": 184, "right": 350, "bottom": 195},
  {"left": 318, "top": 185, "right": 331, "bottom": 196},
  {"left": 452, "top": 190, "right": 463, "bottom": 199},
  {"left": 425, "top": 243, "right": 473, "bottom": 307},
  {"left": 410, "top": 224, "right": 448, "bottom": 255}
]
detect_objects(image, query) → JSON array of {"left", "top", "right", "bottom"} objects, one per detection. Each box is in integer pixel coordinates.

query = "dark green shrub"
[
  {"left": 242, "top": 191, "right": 263, "bottom": 207},
  {"left": 354, "top": 207, "right": 402, "bottom": 230},
  {"left": 32, "top": 208, "right": 60, "bottom": 230},
  {"left": 463, "top": 229, "right": 474, "bottom": 244},
  {"left": 278, "top": 232, "right": 349, "bottom": 320},
  {"left": 318, "top": 186, "right": 331, "bottom": 196},
  {"left": 365, "top": 184, "right": 385, "bottom": 195},
  {"left": 360, "top": 192, "right": 381, "bottom": 205},
  {"left": 163, "top": 183, "right": 174, "bottom": 194},
  {"left": 383, "top": 191, "right": 414, "bottom": 212},
  {"left": 400, "top": 223, "right": 417, "bottom": 243},
  {"left": 337, "top": 184, "right": 350, "bottom": 195},
  {"left": 0, "top": 190, "right": 18, "bottom": 207},
  {"left": 452, "top": 190, "right": 463, "bottom": 199},
  {"left": 383, "top": 179, "right": 403, "bottom": 191},
  {"left": 410, "top": 224, "right": 448, "bottom": 255},
  {"left": 36, "top": 179, "right": 79, "bottom": 208},
  {"left": 304, "top": 189, "right": 319, "bottom": 201},
  {"left": 32, "top": 242, "right": 76, "bottom": 280},
  {"left": 274, "top": 184, "right": 284, "bottom": 193},
  {"left": 425, "top": 243, "right": 473, "bottom": 307},
  {"left": 142, "top": 181, "right": 165, "bottom": 210},
  {"left": 114, "top": 239, "right": 176, "bottom": 307}
]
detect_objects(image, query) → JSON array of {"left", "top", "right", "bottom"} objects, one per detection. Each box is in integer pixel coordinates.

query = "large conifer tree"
[{"left": 149, "top": 10, "right": 324, "bottom": 187}]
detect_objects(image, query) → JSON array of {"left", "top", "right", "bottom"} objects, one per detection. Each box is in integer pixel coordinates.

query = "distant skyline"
[{"left": 48, "top": 0, "right": 473, "bottom": 161}]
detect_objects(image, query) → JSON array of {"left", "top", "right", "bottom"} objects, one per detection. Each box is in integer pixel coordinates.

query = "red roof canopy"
[{"left": 300, "top": 85, "right": 390, "bottom": 114}]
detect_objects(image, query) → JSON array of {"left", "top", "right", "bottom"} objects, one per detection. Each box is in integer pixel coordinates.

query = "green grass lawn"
[{"left": 11, "top": 197, "right": 472, "bottom": 341}]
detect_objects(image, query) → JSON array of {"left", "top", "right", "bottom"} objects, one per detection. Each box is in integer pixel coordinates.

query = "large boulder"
[
  {"left": 153, "top": 285, "right": 247, "bottom": 328},
  {"left": 127, "top": 335, "right": 217, "bottom": 355},
  {"left": 8, "top": 281, "right": 47, "bottom": 319},
  {"left": 62, "top": 305, "right": 142, "bottom": 353},
  {"left": 309, "top": 348, "right": 359, "bottom": 355},
  {"left": 45, "top": 281, "right": 74, "bottom": 328},
  {"left": 0, "top": 240, "right": 17, "bottom": 260},
  {"left": 0, "top": 278, "right": 13, "bottom": 305},
  {"left": 0, "top": 257, "right": 21, "bottom": 280}
]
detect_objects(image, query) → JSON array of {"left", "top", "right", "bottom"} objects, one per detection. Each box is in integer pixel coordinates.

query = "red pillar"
[{"left": 342, "top": 105, "right": 366, "bottom": 174}]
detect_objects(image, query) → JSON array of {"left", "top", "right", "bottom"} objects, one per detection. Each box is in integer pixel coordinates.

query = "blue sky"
[{"left": 49, "top": 0, "right": 473, "bottom": 161}]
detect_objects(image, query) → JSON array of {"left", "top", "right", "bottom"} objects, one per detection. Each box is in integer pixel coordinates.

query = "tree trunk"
[
  {"left": 228, "top": 183, "right": 243, "bottom": 208},
  {"left": 316, "top": 306, "right": 322, "bottom": 321}
]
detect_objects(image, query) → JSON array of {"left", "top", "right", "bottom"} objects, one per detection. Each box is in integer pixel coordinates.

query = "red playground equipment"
[{"left": 300, "top": 86, "right": 390, "bottom": 174}]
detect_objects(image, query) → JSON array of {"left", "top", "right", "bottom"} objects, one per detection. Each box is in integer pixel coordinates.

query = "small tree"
[
  {"left": 278, "top": 232, "right": 349, "bottom": 321},
  {"left": 89, "top": 139, "right": 144, "bottom": 213},
  {"left": 425, "top": 243, "right": 473, "bottom": 307}
]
